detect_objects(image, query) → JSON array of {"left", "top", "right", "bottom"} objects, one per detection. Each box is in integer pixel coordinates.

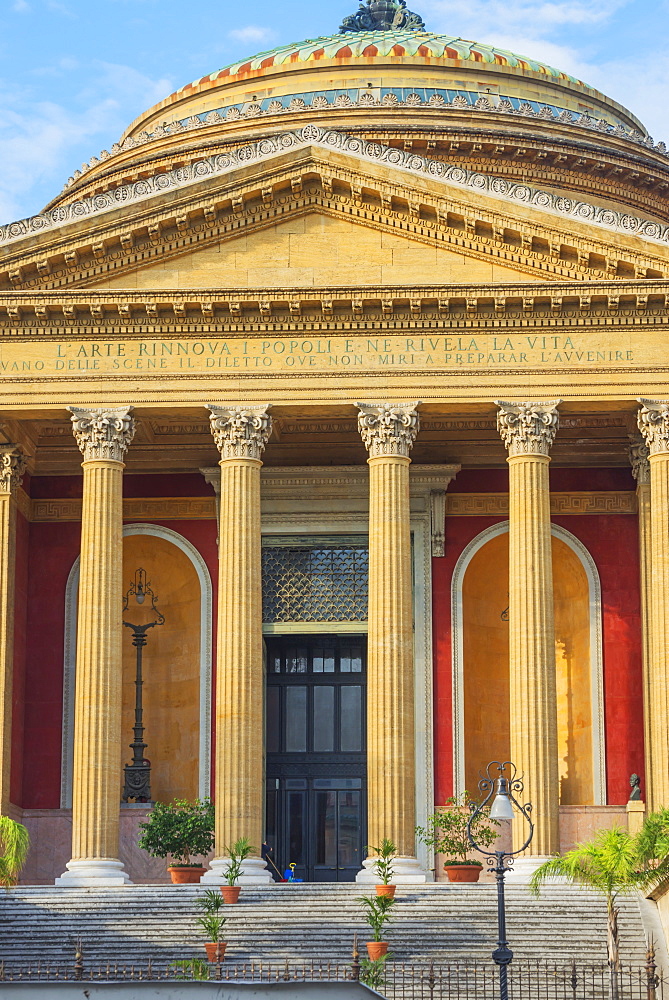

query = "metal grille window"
[{"left": 262, "top": 543, "right": 369, "bottom": 623}]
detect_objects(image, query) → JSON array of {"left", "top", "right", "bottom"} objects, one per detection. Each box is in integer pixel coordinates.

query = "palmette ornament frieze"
[
  {"left": 637, "top": 399, "right": 669, "bottom": 456},
  {"left": 629, "top": 436, "right": 651, "bottom": 484},
  {"left": 0, "top": 446, "right": 27, "bottom": 494},
  {"left": 207, "top": 405, "right": 272, "bottom": 460},
  {"left": 68, "top": 406, "right": 136, "bottom": 463},
  {"left": 356, "top": 402, "right": 420, "bottom": 458},
  {"left": 496, "top": 401, "right": 560, "bottom": 457}
]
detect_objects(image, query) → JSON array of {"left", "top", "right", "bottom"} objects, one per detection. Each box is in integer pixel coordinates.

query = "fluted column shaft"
[
  {"left": 58, "top": 407, "right": 134, "bottom": 886},
  {"left": 0, "top": 447, "right": 26, "bottom": 813},
  {"left": 630, "top": 439, "right": 652, "bottom": 801},
  {"left": 637, "top": 400, "right": 669, "bottom": 811},
  {"left": 356, "top": 402, "right": 426, "bottom": 882},
  {"left": 497, "top": 401, "right": 560, "bottom": 856},
  {"left": 203, "top": 405, "right": 272, "bottom": 885}
]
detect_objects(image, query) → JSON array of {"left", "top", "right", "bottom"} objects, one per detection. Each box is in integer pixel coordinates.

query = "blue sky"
[{"left": 0, "top": 0, "right": 667, "bottom": 225}]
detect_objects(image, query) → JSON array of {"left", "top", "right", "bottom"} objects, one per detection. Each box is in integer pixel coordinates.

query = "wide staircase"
[{"left": 0, "top": 884, "right": 656, "bottom": 972}]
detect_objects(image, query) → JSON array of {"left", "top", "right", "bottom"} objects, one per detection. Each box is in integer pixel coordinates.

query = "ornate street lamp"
[
  {"left": 467, "top": 760, "right": 534, "bottom": 1000},
  {"left": 121, "top": 568, "right": 165, "bottom": 803}
]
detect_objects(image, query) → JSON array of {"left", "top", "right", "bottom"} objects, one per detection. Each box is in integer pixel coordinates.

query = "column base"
[
  {"left": 200, "top": 856, "right": 272, "bottom": 885},
  {"left": 356, "top": 856, "right": 431, "bottom": 884},
  {"left": 503, "top": 856, "right": 560, "bottom": 883},
  {"left": 55, "top": 858, "right": 132, "bottom": 887}
]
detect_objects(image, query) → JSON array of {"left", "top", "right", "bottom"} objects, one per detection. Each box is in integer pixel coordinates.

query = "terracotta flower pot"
[
  {"left": 375, "top": 884, "right": 396, "bottom": 899},
  {"left": 444, "top": 864, "right": 482, "bottom": 883},
  {"left": 366, "top": 941, "right": 389, "bottom": 961},
  {"left": 168, "top": 865, "right": 205, "bottom": 884},
  {"left": 204, "top": 942, "right": 227, "bottom": 963},
  {"left": 221, "top": 885, "right": 241, "bottom": 904}
]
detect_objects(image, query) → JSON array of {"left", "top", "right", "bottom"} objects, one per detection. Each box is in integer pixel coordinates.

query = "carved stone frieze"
[
  {"left": 637, "top": 399, "right": 669, "bottom": 456},
  {"left": 207, "top": 405, "right": 272, "bottom": 460},
  {"left": 68, "top": 406, "right": 135, "bottom": 463},
  {"left": 496, "top": 401, "right": 560, "bottom": 457},
  {"left": 0, "top": 446, "right": 27, "bottom": 494},
  {"left": 356, "top": 402, "right": 420, "bottom": 458},
  {"left": 629, "top": 435, "right": 651, "bottom": 484}
]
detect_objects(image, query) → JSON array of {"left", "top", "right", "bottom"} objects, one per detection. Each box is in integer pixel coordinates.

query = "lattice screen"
[{"left": 262, "top": 544, "right": 369, "bottom": 622}]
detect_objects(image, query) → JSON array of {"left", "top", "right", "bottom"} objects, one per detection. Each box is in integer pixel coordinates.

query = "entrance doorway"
[{"left": 265, "top": 635, "right": 367, "bottom": 881}]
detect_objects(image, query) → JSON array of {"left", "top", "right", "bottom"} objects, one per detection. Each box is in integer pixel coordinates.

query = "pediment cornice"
[{"left": 1, "top": 128, "right": 668, "bottom": 290}]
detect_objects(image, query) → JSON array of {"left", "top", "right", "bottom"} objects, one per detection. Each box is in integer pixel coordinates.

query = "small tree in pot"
[
  {"left": 366, "top": 838, "right": 397, "bottom": 898},
  {"left": 196, "top": 890, "right": 227, "bottom": 963},
  {"left": 138, "top": 798, "right": 214, "bottom": 883},
  {"left": 221, "top": 836, "right": 254, "bottom": 902},
  {"left": 357, "top": 893, "right": 395, "bottom": 960},
  {"left": 417, "top": 791, "right": 498, "bottom": 883}
]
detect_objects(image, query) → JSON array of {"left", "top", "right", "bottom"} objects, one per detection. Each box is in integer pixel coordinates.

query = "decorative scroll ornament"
[
  {"left": 496, "top": 400, "right": 560, "bottom": 457},
  {"left": 0, "top": 446, "right": 27, "bottom": 494},
  {"left": 340, "top": 0, "right": 425, "bottom": 32},
  {"left": 207, "top": 405, "right": 272, "bottom": 460},
  {"left": 629, "top": 436, "right": 651, "bottom": 484},
  {"left": 356, "top": 401, "right": 420, "bottom": 458},
  {"left": 637, "top": 399, "right": 669, "bottom": 456},
  {"left": 68, "top": 406, "right": 136, "bottom": 462}
]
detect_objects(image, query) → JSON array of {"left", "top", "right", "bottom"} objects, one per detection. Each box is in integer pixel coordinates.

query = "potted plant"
[
  {"left": 138, "top": 798, "right": 214, "bottom": 883},
  {"left": 416, "top": 791, "right": 498, "bottom": 883},
  {"left": 0, "top": 816, "right": 30, "bottom": 888},
  {"left": 196, "top": 890, "right": 227, "bottom": 963},
  {"left": 357, "top": 893, "right": 395, "bottom": 960},
  {"left": 366, "top": 838, "right": 397, "bottom": 898},
  {"left": 221, "top": 836, "right": 254, "bottom": 902}
]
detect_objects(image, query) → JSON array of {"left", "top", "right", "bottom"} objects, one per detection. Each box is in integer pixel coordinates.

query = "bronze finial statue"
[
  {"left": 340, "top": 0, "right": 426, "bottom": 33},
  {"left": 629, "top": 773, "right": 642, "bottom": 801}
]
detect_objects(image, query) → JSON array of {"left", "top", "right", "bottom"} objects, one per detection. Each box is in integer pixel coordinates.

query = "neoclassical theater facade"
[{"left": 1, "top": 0, "right": 669, "bottom": 884}]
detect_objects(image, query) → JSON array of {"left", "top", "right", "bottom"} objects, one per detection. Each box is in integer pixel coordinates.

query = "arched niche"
[
  {"left": 61, "top": 524, "right": 212, "bottom": 808},
  {"left": 451, "top": 522, "right": 605, "bottom": 805}
]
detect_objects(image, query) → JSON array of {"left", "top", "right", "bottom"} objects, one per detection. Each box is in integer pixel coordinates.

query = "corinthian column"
[
  {"left": 630, "top": 436, "right": 652, "bottom": 800},
  {"left": 496, "top": 400, "right": 560, "bottom": 857},
  {"left": 637, "top": 400, "right": 669, "bottom": 811},
  {"left": 201, "top": 405, "right": 273, "bottom": 885},
  {"left": 57, "top": 407, "right": 135, "bottom": 886},
  {"left": 0, "top": 446, "right": 27, "bottom": 814},
  {"left": 356, "top": 402, "right": 427, "bottom": 883}
]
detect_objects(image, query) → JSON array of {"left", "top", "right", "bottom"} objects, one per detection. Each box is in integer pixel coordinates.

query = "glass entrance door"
[{"left": 265, "top": 636, "right": 366, "bottom": 882}]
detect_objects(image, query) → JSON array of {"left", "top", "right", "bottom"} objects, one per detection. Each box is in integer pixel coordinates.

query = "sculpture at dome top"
[{"left": 339, "top": 0, "right": 426, "bottom": 33}]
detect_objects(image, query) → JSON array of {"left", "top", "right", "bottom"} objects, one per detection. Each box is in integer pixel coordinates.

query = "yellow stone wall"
[
  {"left": 463, "top": 532, "right": 593, "bottom": 803},
  {"left": 92, "top": 213, "right": 540, "bottom": 290},
  {"left": 121, "top": 534, "right": 200, "bottom": 804}
]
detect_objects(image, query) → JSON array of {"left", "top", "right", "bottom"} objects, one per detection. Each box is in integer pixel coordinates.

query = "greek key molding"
[
  {"left": 0, "top": 445, "right": 27, "bottom": 494},
  {"left": 629, "top": 436, "right": 651, "bottom": 485},
  {"left": 637, "top": 399, "right": 669, "bottom": 457},
  {"left": 357, "top": 401, "right": 420, "bottom": 458},
  {"left": 207, "top": 404, "right": 272, "bottom": 460},
  {"left": 445, "top": 492, "right": 636, "bottom": 516},
  {"left": 496, "top": 400, "right": 560, "bottom": 457},
  {"left": 4, "top": 127, "right": 669, "bottom": 254},
  {"left": 68, "top": 406, "right": 135, "bottom": 463}
]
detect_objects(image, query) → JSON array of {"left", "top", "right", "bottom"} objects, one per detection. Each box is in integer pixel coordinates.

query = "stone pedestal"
[
  {"left": 637, "top": 400, "right": 669, "bottom": 812},
  {"left": 356, "top": 402, "right": 428, "bottom": 882},
  {"left": 497, "top": 401, "right": 560, "bottom": 857},
  {"left": 626, "top": 800, "right": 646, "bottom": 838},
  {"left": 57, "top": 408, "right": 135, "bottom": 887},
  {"left": 0, "top": 446, "right": 26, "bottom": 814},
  {"left": 202, "top": 406, "right": 273, "bottom": 886}
]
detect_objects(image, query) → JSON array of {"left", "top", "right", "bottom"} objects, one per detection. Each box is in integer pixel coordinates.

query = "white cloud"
[
  {"left": 423, "top": 0, "right": 630, "bottom": 36},
  {"left": 11, "top": 0, "right": 30, "bottom": 11},
  {"left": 227, "top": 25, "right": 276, "bottom": 46}
]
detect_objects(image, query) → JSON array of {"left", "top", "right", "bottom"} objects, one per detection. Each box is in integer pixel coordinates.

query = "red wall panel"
[{"left": 10, "top": 510, "right": 29, "bottom": 807}]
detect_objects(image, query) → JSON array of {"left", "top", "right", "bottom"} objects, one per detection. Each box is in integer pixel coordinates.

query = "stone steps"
[{"left": 0, "top": 884, "right": 650, "bottom": 970}]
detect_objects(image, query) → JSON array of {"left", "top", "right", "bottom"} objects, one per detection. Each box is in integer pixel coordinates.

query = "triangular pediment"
[{"left": 1, "top": 130, "right": 666, "bottom": 291}]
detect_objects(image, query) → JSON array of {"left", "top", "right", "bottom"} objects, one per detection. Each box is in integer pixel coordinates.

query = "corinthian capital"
[
  {"left": 629, "top": 436, "right": 651, "bottom": 484},
  {"left": 637, "top": 399, "right": 669, "bottom": 456},
  {"left": 0, "top": 446, "right": 27, "bottom": 494},
  {"left": 496, "top": 400, "right": 560, "bottom": 457},
  {"left": 356, "top": 402, "right": 420, "bottom": 458},
  {"left": 207, "top": 405, "right": 272, "bottom": 460},
  {"left": 68, "top": 406, "right": 135, "bottom": 462}
]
